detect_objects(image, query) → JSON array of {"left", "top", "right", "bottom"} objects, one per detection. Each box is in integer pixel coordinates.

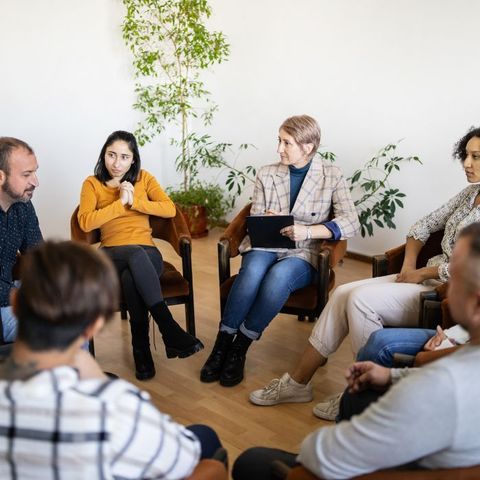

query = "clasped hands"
[
  {"left": 119, "top": 181, "right": 134, "bottom": 206},
  {"left": 395, "top": 266, "right": 424, "bottom": 284},
  {"left": 345, "top": 361, "right": 391, "bottom": 394}
]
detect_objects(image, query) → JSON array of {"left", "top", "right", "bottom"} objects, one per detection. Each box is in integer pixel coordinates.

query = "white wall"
[{"left": 1, "top": 0, "right": 478, "bottom": 254}]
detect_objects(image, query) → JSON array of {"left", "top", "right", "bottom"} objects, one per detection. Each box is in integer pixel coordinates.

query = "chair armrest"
[
  {"left": 384, "top": 244, "right": 406, "bottom": 274},
  {"left": 413, "top": 346, "right": 460, "bottom": 367},
  {"left": 392, "top": 353, "right": 416, "bottom": 367},
  {"left": 435, "top": 282, "right": 448, "bottom": 300},
  {"left": 287, "top": 464, "right": 480, "bottom": 479},
  {"left": 315, "top": 248, "right": 331, "bottom": 314},
  {"left": 150, "top": 205, "right": 191, "bottom": 256},
  {"left": 419, "top": 299, "right": 443, "bottom": 329},
  {"left": 185, "top": 459, "right": 228, "bottom": 480},
  {"left": 70, "top": 206, "right": 101, "bottom": 244},
  {"left": 218, "top": 239, "right": 231, "bottom": 286},
  {"left": 219, "top": 203, "right": 251, "bottom": 257},
  {"left": 372, "top": 254, "right": 388, "bottom": 277},
  {"left": 320, "top": 240, "right": 346, "bottom": 268}
]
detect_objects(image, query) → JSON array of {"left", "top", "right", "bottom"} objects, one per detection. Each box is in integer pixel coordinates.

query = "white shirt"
[{"left": 0, "top": 366, "right": 201, "bottom": 479}]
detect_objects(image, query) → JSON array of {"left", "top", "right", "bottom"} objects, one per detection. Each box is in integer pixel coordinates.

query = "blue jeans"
[
  {"left": 356, "top": 328, "right": 436, "bottom": 367},
  {"left": 0, "top": 305, "right": 17, "bottom": 343},
  {"left": 221, "top": 250, "right": 315, "bottom": 340}
]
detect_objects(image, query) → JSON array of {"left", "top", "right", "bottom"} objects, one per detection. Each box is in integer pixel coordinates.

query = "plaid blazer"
[{"left": 239, "top": 156, "right": 359, "bottom": 268}]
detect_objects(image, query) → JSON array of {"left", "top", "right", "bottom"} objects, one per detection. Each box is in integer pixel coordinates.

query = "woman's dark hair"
[
  {"left": 16, "top": 241, "right": 119, "bottom": 351},
  {"left": 453, "top": 127, "right": 480, "bottom": 162},
  {"left": 94, "top": 130, "right": 141, "bottom": 183}
]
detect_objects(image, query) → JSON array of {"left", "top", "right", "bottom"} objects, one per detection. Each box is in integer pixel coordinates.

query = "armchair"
[
  {"left": 70, "top": 204, "right": 196, "bottom": 355},
  {"left": 218, "top": 204, "right": 347, "bottom": 322},
  {"left": 272, "top": 459, "right": 480, "bottom": 480},
  {"left": 372, "top": 229, "right": 446, "bottom": 329}
]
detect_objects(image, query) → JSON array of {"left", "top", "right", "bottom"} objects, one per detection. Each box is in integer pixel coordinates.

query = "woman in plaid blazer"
[{"left": 200, "top": 115, "right": 360, "bottom": 387}]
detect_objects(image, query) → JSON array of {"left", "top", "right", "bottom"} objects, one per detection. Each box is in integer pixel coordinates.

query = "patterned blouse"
[{"left": 408, "top": 184, "right": 480, "bottom": 282}]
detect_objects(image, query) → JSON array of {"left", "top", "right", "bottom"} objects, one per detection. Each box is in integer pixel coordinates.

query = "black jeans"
[
  {"left": 338, "top": 387, "right": 384, "bottom": 421},
  {"left": 102, "top": 245, "right": 164, "bottom": 344}
]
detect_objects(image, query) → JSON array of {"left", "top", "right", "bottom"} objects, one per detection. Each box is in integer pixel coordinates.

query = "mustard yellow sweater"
[{"left": 78, "top": 170, "right": 175, "bottom": 247}]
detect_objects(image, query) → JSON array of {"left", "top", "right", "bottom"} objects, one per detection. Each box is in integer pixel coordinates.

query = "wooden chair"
[
  {"left": 272, "top": 461, "right": 480, "bottom": 480},
  {"left": 70, "top": 205, "right": 196, "bottom": 355},
  {"left": 372, "top": 229, "right": 446, "bottom": 329},
  {"left": 218, "top": 204, "right": 347, "bottom": 322}
]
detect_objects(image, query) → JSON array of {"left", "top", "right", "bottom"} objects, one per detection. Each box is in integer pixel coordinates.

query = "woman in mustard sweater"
[{"left": 78, "top": 131, "right": 203, "bottom": 380}]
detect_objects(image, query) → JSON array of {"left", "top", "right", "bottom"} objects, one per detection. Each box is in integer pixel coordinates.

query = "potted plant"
[
  {"left": 321, "top": 141, "right": 422, "bottom": 237},
  {"left": 122, "top": 0, "right": 254, "bottom": 235}
]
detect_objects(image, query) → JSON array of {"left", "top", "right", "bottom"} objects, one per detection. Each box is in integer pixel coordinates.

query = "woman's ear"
[{"left": 303, "top": 143, "right": 314, "bottom": 157}]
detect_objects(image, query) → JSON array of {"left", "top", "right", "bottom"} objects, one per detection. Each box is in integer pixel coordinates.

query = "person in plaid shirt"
[{"left": 0, "top": 240, "right": 221, "bottom": 479}]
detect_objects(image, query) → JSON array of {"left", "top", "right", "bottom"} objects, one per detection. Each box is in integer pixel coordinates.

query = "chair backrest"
[
  {"left": 382, "top": 229, "right": 445, "bottom": 275},
  {"left": 415, "top": 229, "right": 444, "bottom": 268}
]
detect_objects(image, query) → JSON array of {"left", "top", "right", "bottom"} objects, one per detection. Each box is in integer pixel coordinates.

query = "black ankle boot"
[
  {"left": 130, "top": 320, "right": 156, "bottom": 380},
  {"left": 219, "top": 331, "right": 253, "bottom": 387},
  {"left": 150, "top": 302, "right": 204, "bottom": 358},
  {"left": 200, "top": 331, "right": 235, "bottom": 383},
  {"left": 132, "top": 348, "right": 155, "bottom": 380}
]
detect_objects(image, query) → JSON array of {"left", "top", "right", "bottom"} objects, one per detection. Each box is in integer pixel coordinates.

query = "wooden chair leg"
[{"left": 185, "top": 301, "right": 196, "bottom": 337}]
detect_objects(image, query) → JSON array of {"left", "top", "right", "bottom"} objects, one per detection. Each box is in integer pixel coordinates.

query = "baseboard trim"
[{"left": 345, "top": 251, "right": 372, "bottom": 263}]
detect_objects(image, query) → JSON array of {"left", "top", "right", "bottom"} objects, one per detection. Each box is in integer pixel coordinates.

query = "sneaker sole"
[
  {"left": 312, "top": 406, "right": 337, "bottom": 421},
  {"left": 249, "top": 392, "right": 313, "bottom": 406}
]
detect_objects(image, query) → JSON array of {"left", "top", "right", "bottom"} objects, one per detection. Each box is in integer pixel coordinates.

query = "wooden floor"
[{"left": 94, "top": 228, "right": 371, "bottom": 467}]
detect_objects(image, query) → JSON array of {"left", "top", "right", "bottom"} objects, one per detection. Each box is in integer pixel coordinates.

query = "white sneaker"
[
  {"left": 249, "top": 373, "right": 313, "bottom": 406},
  {"left": 312, "top": 392, "right": 342, "bottom": 421}
]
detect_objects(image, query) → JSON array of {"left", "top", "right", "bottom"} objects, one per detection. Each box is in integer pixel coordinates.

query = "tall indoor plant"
[{"left": 122, "top": 0, "right": 252, "bottom": 235}]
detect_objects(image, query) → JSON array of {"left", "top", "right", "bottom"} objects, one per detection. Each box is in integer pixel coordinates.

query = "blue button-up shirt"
[{"left": 0, "top": 201, "right": 42, "bottom": 306}]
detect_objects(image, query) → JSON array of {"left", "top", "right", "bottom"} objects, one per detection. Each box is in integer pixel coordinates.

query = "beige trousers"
[{"left": 308, "top": 274, "right": 434, "bottom": 357}]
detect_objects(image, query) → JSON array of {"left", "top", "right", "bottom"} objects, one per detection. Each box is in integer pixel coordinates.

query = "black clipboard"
[{"left": 246, "top": 215, "right": 296, "bottom": 249}]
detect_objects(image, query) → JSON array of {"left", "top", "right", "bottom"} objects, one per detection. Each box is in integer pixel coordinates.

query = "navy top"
[
  {"left": 289, "top": 162, "right": 341, "bottom": 240},
  {"left": 0, "top": 201, "right": 42, "bottom": 306},
  {"left": 289, "top": 162, "right": 311, "bottom": 210}
]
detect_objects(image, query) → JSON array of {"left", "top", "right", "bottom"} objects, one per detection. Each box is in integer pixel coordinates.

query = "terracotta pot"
[{"left": 179, "top": 205, "right": 209, "bottom": 238}]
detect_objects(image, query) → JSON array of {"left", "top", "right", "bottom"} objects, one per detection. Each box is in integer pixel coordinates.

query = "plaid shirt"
[
  {"left": 239, "top": 157, "right": 360, "bottom": 267},
  {"left": 0, "top": 366, "right": 201, "bottom": 479}
]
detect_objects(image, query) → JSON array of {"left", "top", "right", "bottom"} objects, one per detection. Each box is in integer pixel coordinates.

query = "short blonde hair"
[{"left": 280, "top": 115, "right": 321, "bottom": 159}]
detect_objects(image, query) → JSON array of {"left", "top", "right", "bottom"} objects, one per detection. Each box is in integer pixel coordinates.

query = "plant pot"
[{"left": 179, "top": 205, "right": 209, "bottom": 238}]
